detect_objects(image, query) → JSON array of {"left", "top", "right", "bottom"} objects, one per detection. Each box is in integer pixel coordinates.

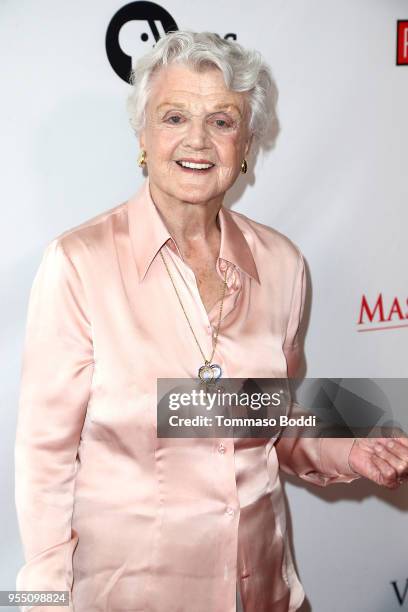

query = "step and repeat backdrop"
[{"left": 1, "top": 1, "right": 407, "bottom": 611}]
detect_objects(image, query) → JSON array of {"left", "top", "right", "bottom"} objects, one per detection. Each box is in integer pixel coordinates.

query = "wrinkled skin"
[{"left": 349, "top": 433, "right": 408, "bottom": 489}]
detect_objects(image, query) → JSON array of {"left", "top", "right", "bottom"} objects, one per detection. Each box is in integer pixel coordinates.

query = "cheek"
[
  {"left": 214, "top": 133, "right": 244, "bottom": 164},
  {"left": 216, "top": 166, "right": 237, "bottom": 184},
  {"left": 146, "top": 128, "right": 180, "bottom": 160}
]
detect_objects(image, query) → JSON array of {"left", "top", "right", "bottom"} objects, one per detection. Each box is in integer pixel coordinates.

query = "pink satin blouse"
[{"left": 15, "top": 176, "right": 360, "bottom": 612}]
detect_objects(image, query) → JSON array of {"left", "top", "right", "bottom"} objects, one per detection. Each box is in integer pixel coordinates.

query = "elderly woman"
[{"left": 15, "top": 30, "right": 408, "bottom": 612}]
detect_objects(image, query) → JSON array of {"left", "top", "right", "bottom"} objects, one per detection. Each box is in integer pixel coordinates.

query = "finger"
[
  {"left": 370, "top": 455, "right": 399, "bottom": 488},
  {"left": 394, "top": 436, "right": 408, "bottom": 449},
  {"left": 384, "top": 435, "right": 408, "bottom": 448},
  {"left": 364, "top": 454, "right": 383, "bottom": 483},
  {"left": 374, "top": 442, "right": 408, "bottom": 476},
  {"left": 381, "top": 439, "right": 408, "bottom": 461}
]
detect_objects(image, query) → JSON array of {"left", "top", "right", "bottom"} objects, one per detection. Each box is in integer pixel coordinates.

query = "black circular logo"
[{"left": 106, "top": 1, "right": 178, "bottom": 82}]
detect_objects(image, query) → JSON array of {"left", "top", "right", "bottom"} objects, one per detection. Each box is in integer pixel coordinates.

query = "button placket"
[{"left": 214, "top": 440, "right": 236, "bottom": 518}]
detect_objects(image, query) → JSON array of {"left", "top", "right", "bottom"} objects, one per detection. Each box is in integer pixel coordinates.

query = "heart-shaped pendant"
[
  {"left": 210, "top": 363, "right": 222, "bottom": 379},
  {"left": 198, "top": 363, "right": 222, "bottom": 382}
]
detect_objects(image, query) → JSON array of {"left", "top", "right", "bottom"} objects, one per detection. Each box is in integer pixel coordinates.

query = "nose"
[{"left": 184, "top": 116, "right": 210, "bottom": 150}]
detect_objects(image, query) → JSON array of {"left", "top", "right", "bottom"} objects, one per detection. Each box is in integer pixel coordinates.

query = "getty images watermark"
[{"left": 156, "top": 378, "right": 408, "bottom": 439}]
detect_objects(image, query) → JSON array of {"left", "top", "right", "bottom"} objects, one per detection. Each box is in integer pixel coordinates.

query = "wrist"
[{"left": 347, "top": 439, "right": 360, "bottom": 475}]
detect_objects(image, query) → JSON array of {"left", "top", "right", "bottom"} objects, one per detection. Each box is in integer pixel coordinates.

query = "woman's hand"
[{"left": 348, "top": 434, "right": 408, "bottom": 489}]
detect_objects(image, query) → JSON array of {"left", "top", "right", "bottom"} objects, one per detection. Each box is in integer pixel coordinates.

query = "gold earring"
[
  {"left": 240, "top": 159, "right": 248, "bottom": 174},
  {"left": 138, "top": 149, "right": 147, "bottom": 167}
]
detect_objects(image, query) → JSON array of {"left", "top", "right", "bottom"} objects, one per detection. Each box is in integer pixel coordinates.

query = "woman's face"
[{"left": 139, "top": 63, "right": 252, "bottom": 205}]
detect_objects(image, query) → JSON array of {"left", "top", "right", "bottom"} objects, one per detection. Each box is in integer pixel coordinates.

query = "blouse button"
[
  {"left": 218, "top": 443, "right": 226, "bottom": 454},
  {"left": 225, "top": 506, "right": 235, "bottom": 517}
]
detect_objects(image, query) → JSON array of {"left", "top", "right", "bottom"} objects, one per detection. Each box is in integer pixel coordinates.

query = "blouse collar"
[{"left": 128, "top": 176, "right": 260, "bottom": 284}]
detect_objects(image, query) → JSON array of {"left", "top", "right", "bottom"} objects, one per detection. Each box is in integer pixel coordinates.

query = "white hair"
[{"left": 126, "top": 30, "right": 280, "bottom": 154}]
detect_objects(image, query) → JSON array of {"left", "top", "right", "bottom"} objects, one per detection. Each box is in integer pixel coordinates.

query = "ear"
[
  {"left": 244, "top": 132, "right": 254, "bottom": 157},
  {"left": 139, "top": 129, "right": 146, "bottom": 151}
]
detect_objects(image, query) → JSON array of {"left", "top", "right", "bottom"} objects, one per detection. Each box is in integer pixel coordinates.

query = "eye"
[
  {"left": 165, "top": 115, "right": 183, "bottom": 124},
  {"left": 211, "top": 116, "right": 235, "bottom": 129}
]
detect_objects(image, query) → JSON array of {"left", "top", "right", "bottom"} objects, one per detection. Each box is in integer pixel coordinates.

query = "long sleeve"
[
  {"left": 14, "top": 238, "right": 94, "bottom": 610},
  {"left": 276, "top": 249, "right": 361, "bottom": 487}
]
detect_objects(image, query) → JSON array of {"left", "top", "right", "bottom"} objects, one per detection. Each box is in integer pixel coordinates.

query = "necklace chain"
[{"left": 159, "top": 247, "right": 228, "bottom": 366}]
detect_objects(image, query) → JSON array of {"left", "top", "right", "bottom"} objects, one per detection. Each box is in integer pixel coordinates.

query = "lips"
[{"left": 175, "top": 159, "right": 215, "bottom": 171}]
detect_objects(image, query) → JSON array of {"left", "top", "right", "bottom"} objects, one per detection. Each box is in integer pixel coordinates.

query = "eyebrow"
[{"left": 156, "top": 102, "right": 242, "bottom": 117}]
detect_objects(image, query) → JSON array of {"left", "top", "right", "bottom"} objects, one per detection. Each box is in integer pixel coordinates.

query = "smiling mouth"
[{"left": 175, "top": 160, "right": 215, "bottom": 172}]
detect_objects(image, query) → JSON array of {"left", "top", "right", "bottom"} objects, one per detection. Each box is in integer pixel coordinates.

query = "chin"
[{"left": 173, "top": 184, "right": 220, "bottom": 204}]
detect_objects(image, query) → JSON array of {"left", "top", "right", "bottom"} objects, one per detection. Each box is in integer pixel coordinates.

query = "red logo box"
[{"left": 397, "top": 20, "right": 408, "bottom": 65}]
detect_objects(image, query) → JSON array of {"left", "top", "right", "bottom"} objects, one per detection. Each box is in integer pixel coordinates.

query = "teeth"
[{"left": 177, "top": 160, "right": 213, "bottom": 169}]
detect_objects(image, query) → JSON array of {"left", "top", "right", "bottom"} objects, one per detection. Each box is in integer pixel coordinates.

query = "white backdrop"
[{"left": 1, "top": 1, "right": 407, "bottom": 610}]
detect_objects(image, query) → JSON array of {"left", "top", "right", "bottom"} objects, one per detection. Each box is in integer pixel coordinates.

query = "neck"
[{"left": 148, "top": 180, "right": 222, "bottom": 260}]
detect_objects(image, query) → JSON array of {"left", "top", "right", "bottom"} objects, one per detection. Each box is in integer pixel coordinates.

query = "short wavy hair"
[{"left": 126, "top": 30, "right": 280, "bottom": 155}]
